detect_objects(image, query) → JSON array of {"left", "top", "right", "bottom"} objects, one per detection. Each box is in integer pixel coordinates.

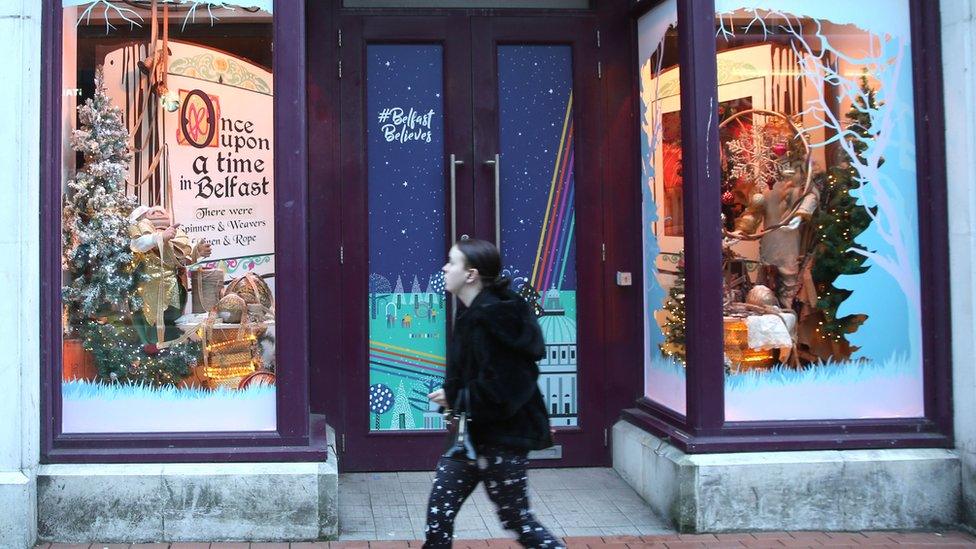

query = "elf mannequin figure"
[
  {"left": 758, "top": 168, "right": 819, "bottom": 308},
  {"left": 128, "top": 205, "right": 213, "bottom": 346}
]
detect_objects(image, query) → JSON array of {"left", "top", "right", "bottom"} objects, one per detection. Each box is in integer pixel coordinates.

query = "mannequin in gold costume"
[{"left": 128, "top": 206, "right": 213, "bottom": 345}]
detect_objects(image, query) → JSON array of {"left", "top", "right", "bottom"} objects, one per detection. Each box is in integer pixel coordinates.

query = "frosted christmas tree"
[{"left": 62, "top": 66, "right": 138, "bottom": 321}]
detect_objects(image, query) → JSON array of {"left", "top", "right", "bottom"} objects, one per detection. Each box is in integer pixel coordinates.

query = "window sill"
[{"left": 622, "top": 400, "right": 952, "bottom": 454}]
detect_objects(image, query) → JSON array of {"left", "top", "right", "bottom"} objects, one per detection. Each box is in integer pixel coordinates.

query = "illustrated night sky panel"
[
  {"left": 498, "top": 45, "right": 577, "bottom": 292},
  {"left": 367, "top": 45, "right": 445, "bottom": 283}
]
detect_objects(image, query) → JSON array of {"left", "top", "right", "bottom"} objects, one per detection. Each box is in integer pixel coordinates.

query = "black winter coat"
[{"left": 442, "top": 288, "right": 554, "bottom": 451}]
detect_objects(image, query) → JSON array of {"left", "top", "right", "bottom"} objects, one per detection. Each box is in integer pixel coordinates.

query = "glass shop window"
[
  {"left": 637, "top": 0, "right": 688, "bottom": 416},
  {"left": 713, "top": 1, "right": 922, "bottom": 421},
  {"left": 60, "top": 1, "right": 277, "bottom": 433}
]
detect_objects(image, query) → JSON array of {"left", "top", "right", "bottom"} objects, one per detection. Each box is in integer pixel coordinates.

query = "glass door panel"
[
  {"left": 366, "top": 45, "right": 448, "bottom": 432},
  {"left": 472, "top": 17, "right": 604, "bottom": 466},
  {"left": 496, "top": 45, "right": 579, "bottom": 426}
]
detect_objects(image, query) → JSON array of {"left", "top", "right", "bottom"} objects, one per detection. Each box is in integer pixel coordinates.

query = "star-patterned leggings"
[{"left": 422, "top": 445, "right": 563, "bottom": 549}]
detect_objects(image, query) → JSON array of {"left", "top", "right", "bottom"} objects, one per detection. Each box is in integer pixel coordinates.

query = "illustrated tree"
[
  {"left": 62, "top": 67, "right": 198, "bottom": 386},
  {"left": 390, "top": 380, "right": 417, "bottom": 430},
  {"left": 658, "top": 254, "right": 686, "bottom": 364},
  {"left": 368, "top": 383, "right": 394, "bottom": 429},
  {"left": 368, "top": 273, "right": 392, "bottom": 320},
  {"left": 804, "top": 73, "right": 878, "bottom": 360},
  {"left": 393, "top": 275, "right": 405, "bottom": 308},
  {"left": 413, "top": 376, "right": 444, "bottom": 412},
  {"left": 411, "top": 275, "right": 422, "bottom": 310},
  {"left": 428, "top": 272, "right": 445, "bottom": 308}
]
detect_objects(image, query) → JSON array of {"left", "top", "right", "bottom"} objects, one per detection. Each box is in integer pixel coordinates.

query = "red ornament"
[
  {"left": 721, "top": 190, "right": 735, "bottom": 205},
  {"left": 143, "top": 343, "right": 159, "bottom": 356},
  {"left": 772, "top": 141, "right": 788, "bottom": 157}
]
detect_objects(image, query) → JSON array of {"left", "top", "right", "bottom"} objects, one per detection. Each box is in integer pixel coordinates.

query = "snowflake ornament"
[{"left": 725, "top": 122, "right": 786, "bottom": 190}]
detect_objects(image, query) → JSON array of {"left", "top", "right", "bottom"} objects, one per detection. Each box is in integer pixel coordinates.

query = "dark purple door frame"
[
  {"left": 39, "top": 0, "right": 327, "bottom": 463},
  {"left": 621, "top": 0, "right": 954, "bottom": 453},
  {"left": 330, "top": 8, "right": 611, "bottom": 472}
]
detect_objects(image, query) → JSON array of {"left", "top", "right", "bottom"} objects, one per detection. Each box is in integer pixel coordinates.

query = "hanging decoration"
[{"left": 70, "top": 0, "right": 273, "bottom": 31}]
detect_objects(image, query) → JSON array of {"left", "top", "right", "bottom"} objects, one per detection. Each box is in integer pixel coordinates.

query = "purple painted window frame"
[
  {"left": 622, "top": 0, "right": 953, "bottom": 453},
  {"left": 39, "top": 0, "right": 326, "bottom": 463}
]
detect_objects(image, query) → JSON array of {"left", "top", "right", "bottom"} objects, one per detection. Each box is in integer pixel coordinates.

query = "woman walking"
[{"left": 424, "top": 238, "right": 563, "bottom": 549}]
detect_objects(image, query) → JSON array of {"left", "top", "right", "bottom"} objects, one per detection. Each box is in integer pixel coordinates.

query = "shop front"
[{"left": 0, "top": 0, "right": 970, "bottom": 545}]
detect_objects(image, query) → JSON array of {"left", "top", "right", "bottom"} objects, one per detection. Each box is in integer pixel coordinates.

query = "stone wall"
[
  {"left": 944, "top": 0, "right": 976, "bottom": 532},
  {"left": 613, "top": 421, "right": 961, "bottom": 532},
  {"left": 0, "top": 0, "right": 41, "bottom": 547}
]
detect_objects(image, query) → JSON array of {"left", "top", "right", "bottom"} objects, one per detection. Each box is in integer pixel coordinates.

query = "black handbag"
[{"left": 442, "top": 388, "right": 477, "bottom": 461}]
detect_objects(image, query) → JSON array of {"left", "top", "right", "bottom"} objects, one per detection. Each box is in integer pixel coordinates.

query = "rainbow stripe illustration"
[
  {"left": 369, "top": 340, "right": 445, "bottom": 383},
  {"left": 530, "top": 91, "right": 576, "bottom": 298}
]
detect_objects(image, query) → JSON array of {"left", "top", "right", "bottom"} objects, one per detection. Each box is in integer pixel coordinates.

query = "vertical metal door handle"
[
  {"left": 450, "top": 154, "right": 464, "bottom": 243},
  {"left": 484, "top": 154, "right": 500, "bottom": 249},
  {"left": 450, "top": 154, "right": 464, "bottom": 327}
]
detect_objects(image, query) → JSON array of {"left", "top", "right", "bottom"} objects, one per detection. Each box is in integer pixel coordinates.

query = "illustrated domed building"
[{"left": 537, "top": 287, "right": 578, "bottom": 427}]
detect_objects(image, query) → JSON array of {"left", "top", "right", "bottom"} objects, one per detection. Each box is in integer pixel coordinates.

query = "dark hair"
[{"left": 455, "top": 238, "right": 511, "bottom": 292}]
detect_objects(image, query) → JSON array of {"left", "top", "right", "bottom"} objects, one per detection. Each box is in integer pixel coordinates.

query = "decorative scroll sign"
[{"left": 104, "top": 41, "right": 275, "bottom": 282}]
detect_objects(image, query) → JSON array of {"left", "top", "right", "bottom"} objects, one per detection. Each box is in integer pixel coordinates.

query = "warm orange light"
[{"left": 724, "top": 318, "right": 776, "bottom": 371}]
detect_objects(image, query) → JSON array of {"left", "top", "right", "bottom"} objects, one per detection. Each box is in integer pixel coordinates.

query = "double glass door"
[{"left": 337, "top": 14, "right": 603, "bottom": 471}]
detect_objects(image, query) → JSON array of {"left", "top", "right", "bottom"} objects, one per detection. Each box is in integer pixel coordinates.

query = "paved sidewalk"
[
  {"left": 339, "top": 468, "right": 669, "bottom": 540},
  {"left": 32, "top": 530, "right": 976, "bottom": 548}
]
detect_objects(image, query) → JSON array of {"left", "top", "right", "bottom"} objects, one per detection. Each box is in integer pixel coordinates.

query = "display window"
[
  {"left": 60, "top": 1, "right": 276, "bottom": 433},
  {"left": 632, "top": 0, "right": 949, "bottom": 449},
  {"left": 46, "top": 0, "right": 309, "bottom": 451},
  {"left": 712, "top": 1, "right": 921, "bottom": 421}
]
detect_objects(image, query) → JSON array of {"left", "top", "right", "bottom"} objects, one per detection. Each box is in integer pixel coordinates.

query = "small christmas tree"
[
  {"left": 659, "top": 254, "right": 686, "bottom": 364},
  {"left": 804, "top": 72, "right": 877, "bottom": 360},
  {"left": 62, "top": 66, "right": 138, "bottom": 321}
]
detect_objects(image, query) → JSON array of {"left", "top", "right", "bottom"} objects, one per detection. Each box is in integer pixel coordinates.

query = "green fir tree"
[
  {"left": 62, "top": 67, "right": 137, "bottom": 321},
  {"left": 806, "top": 73, "right": 879, "bottom": 359},
  {"left": 659, "top": 254, "right": 686, "bottom": 364}
]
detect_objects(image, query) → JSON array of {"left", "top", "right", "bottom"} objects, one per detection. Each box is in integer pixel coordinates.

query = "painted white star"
[
  {"left": 407, "top": 86, "right": 412, "bottom": 90},
  {"left": 401, "top": 229, "right": 406, "bottom": 234},
  {"left": 403, "top": 181, "right": 409, "bottom": 187},
  {"left": 430, "top": 506, "right": 439, "bottom": 514},
  {"left": 548, "top": 88, "right": 554, "bottom": 94},
  {"left": 519, "top": 219, "right": 525, "bottom": 225},
  {"left": 385, "top": 61, "right": 391, "bottom": 67},
  {"left": 436, "top": 93, "right": 441, "bottom": 97}
]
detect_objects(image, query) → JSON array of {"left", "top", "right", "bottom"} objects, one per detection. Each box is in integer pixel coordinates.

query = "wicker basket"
[
  {"left": 201, "top": 294, "right": 263, "bottom": 389},
  {"left": 225, "top": 273, "right": 274, "bottom": 311}
]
